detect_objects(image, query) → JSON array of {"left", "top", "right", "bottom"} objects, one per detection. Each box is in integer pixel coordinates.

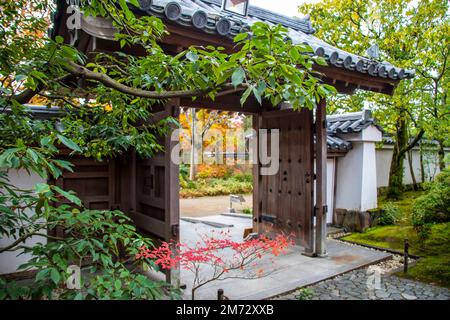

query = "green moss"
[
  {"left": 397, "top": 254, "right": 450, "bottom": 288},
  {"left": 342, "top": 222, "right": 450, "bottom": 287},
  {"left": 342, "top": 225, "right": 418, "bottom": 253},
  {"left": 378, "top": 190, "right": 426, "bottom": 225}
]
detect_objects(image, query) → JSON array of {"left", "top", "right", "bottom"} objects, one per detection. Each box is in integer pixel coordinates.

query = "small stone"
[
  {"left": 375, "top": 290, "right": 390, "bottom": 299},
  {"left": 402, "top": 293, "right": 417, "bottom": 300}
]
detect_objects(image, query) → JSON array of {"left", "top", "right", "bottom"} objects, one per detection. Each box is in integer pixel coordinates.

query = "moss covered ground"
[{"left": 342, "top": 191, "right": 450, "bottom": 288}]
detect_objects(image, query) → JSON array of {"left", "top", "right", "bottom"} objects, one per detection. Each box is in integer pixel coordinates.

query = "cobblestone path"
[{"left": 276, "top": 269, "right": 450, "bottom": 300}]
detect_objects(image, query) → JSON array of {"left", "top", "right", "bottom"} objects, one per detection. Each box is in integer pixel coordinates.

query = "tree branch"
[
  {"left": 399, "top": 128, "right": 425, "bottom": 157},
  {"left": 64, "top": 61, "right": 244, "bottom": 99}
]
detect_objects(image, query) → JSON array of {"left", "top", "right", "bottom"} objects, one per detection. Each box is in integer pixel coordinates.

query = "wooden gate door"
[
  {"left": 52, "top": 156, "right": 118, "bottom": 210},
  {"left": 128, "top": 105, "right": 180, "bottom": 243},
  {"left": 127, "top": 103, "right": 180, "bottom": 285},
  {"left": 253, "top": 108, "right": 314, "bottom": 250}
]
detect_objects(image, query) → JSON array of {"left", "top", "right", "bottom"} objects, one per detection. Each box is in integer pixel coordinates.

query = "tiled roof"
[
  {"left": 326, "top": 135, "right": 352, "bottom": 152},
  {"left": 133, "top": 0, "right": 414, "bottom": 81},
  {"left": 382, "top": 136, "right": 440, "bottom": 146},
  {"left": 327, "top": 109, "right": 381, "bottom": 134}
]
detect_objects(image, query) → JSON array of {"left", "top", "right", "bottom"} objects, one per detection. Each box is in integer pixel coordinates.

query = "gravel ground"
[
  {"left": 274, "top": 268, "right": 450, "bottom": 300},
  {"left": 273, "top": 233, "right": 449, "bottom": 301}
]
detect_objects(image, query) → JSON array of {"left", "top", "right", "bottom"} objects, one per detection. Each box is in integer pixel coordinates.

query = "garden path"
[
  {"left": 180, "top": 195, "right": 252, "bottom": 217},
  {"left": 177, "top": 215, "right": 391, "bottom": 300},
  {"left": 275, "top": 268, "right": 450, "bottom": 300}
]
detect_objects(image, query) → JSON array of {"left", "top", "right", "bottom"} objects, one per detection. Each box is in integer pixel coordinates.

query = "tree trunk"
[
  {"left": 437, "top": 139, "right": 446, "bottom": 171},
  {"left": 387, "top": 112, "right": 425, "bottom": 199},
  {"left": 387, "top": 115, "right": 408, "bottom": 199}
]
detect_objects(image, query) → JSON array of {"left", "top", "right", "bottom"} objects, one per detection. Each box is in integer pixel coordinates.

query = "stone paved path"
[{"left": 276, "top": 269, "right": 450, "bottom": 300}]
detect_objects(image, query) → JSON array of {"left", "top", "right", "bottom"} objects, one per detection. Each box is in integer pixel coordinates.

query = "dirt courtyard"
[{"left": 180, "top": 194, "right": 252, "bottom": 217}]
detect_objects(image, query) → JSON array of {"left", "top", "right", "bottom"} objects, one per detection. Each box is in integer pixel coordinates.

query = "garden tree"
[
  {"left": 413, "top": 19, "right": 450, "bottom": 171},
  {"left": 0, "top": 0, "right": 333, "bottom": 299},
  {"left": 179, "top": 108, "right": 240, "bottom": 179},
  {"left": 300, "top": 0, "right": 449, "bottom": 198},
  {"left": 136, "top": 231, "right": 292, "bottom": 300}
]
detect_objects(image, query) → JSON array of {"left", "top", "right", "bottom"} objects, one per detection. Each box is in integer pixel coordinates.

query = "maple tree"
[
  {"left": 136, "top": 231, "right": 293, "bottom": 300},
  {"left": 300, "top": 0, "right": 449, "bottom": 198}
]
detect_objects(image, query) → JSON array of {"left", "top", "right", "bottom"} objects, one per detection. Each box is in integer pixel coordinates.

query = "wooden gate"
[
  {"left": 253, "top": 109, "right": 314, "bottom": 250},
  {"left": 52, "top": 156, "right": 118, "bottom": 210}
]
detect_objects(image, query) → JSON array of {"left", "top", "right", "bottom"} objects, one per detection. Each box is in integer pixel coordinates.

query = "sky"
[{"left": 250, "top": 0, "right": 321, "bottom": 18}]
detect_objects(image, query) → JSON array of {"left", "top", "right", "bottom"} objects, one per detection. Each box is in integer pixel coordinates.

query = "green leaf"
[
  {"left": 128, "top": 0, "right": 140, "bottom": 7},
  {"left": 53, "top": 159, "right": 74, "bottom": 172},
  {"left": 26, "top": 148, "right": 40, "bottom": 163},
  {"left": 52, "top": 186, "right": 82, "bottom": 206},
  {"left": 315, "top": 56, "right": 328, "bottom": 66},
  {"left": 55, "top": 36, "right": 64, "bottom": 44},
  {"left": 240, "top": 86, "right": 253, "bottom": 106},
  {"left": 35, "top": 183, "right": 51, "bottom": 194},
  {"left": 115, "top": 279, "right": 122, "bottom": 290},
  {"left": 74, "top": 292, "right": 84, "bottom": 300},
  {"left": 50, "top": 268, "right": 61, "bottom": 285},
  {"left": 57, "top": 134, "right": 81, "bottom": 153},
  {"left": 35, "top": 269, "right": 49, "bottom": 282},
  {"left": 233, "top": 33, "right": 248, "bottom": 43},
  {"left": 231, "top": 67, "right": 246, "bottom": 87},
  {"left": 252, "top": 86, "right": 262, "bottom": 105}
]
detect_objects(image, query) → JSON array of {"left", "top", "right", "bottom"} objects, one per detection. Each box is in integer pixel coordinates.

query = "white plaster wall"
[
  {"left": 0, "top": 169, "right": 46, "bottom": 275},
  {"left": 360, "top": 142, "right": 378, "bottom": 211},
  {"left": 335, "top": 139, "right": 379, "bottom": 212},
  {"left": 375, "top": 148, "right": 392, "bottom": 188},
  {"left": 376, "top": 146, "right": 443, "bottom": 188},
  {"left": 326, "top": 158, "right": 335, "bottom": 224},
  {"left": 312, "top": 158, "right": 335, "bottom": 224},
  {"left": 335, "top": 141, "right": 364, "bottom": 211}
]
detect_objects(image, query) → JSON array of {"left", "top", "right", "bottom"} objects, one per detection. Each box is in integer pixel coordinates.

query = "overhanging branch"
[{"left": 64, "top": 60, "right": 245, "bottom": 99}]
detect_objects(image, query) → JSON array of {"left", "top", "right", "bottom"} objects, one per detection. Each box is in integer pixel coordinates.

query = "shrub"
[
  {"left": 0, "top": 181, "right": 173, "bottom": 300},
  {"left": 196, "top": 164, "right": 233, "bottom": 179},
  {"left": 242, "top": 207, "right": 252, "bottom": 215},
  {"left": 180, "top": 163, "right": 189, "bottom": 180},
  {"left": 230, "top": 173, "right": 252, "bottom": 183},
  {"left": 412, "top": 167, "right": 450, "bottom": 228},
  {"left": 180, "top": 172, "right": 253, "bottom": 198},
  {"left": 376, "top": 202, "right": 402, "bottom": 225},
  {"left": 296, "top": 288, "right": 313, "bottom": 300}
]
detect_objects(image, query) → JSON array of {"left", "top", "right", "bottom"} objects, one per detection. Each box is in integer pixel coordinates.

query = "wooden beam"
[
  {"left": 314, "top": 65, "right": 398, "bottom": 95},
  {"left": 252, "top": 114, "right": 263, "bottom": 234},
  {"left": 163, "top": 23, "right": 235, "bottom": 53},
  {"left": 315, "top": 99, "right": 327, "bottom": 256},
  {"left": 180, "top": 94, "right": 264, "bottom": 114},
  {"left": 164, "top": 98, "right": 180, "bottom": 287},
  {"left": 303, "top": 109, "right": 315, "bottom": 256}
]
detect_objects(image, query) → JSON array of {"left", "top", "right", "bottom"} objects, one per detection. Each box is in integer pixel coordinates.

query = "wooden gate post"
[
  {"left": 252, "top": 114, "right": 262, "bottom": 234},
  {"left": 164, "top": 98, "right": 181, "bottom": 287},
  {"left": 315, "top": 99, "right": 327, "bottom": 256}
]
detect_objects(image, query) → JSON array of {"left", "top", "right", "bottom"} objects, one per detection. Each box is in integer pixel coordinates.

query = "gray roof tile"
[
  {"left": 327, "top": 109, "right": 382, "bottom": 134},
  {"left": 133, "top": 0, "right": 414, "bottom": 81}
]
